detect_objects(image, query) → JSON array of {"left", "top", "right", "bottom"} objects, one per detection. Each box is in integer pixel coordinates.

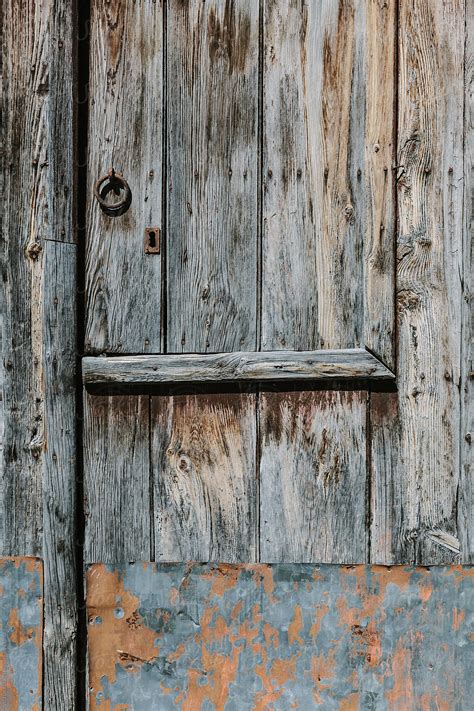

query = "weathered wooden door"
[
  {"left": 3, "top": 0, "right": 472, "bottom": 708},
  {"left": 83, "top": 0, "right": 397, "bottom": 566}
]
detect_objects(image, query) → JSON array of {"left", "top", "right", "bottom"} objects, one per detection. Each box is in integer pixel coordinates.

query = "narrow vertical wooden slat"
[
  {"left": 166, "top": 0, "right": 259, "bottom": 353},
  {"left": 260, "top": 390, "right": 367, "bottom": 563},
  {"left": 151, "top": 393, "right": 257, "bottom": 562},
  {"left": 42, "top": 242, "right": 77, "bottom": 706},
  {"left": 460, "top": 0, "right": 473, "bottom": 563},
  {"left": 84, "top": 394, "right": 151, "bottom": 564},
  {"left": 262, "top": 0, "right": 395, "bottom": 365},
  {"left": 371, "top": 0, "right": 465, "bottom": 564},
  {"left": 1, "top": 1, "right": 78, "bottom": 707},
  {"left": 85, "top": 0, "right": 163, "bottom": 354}
]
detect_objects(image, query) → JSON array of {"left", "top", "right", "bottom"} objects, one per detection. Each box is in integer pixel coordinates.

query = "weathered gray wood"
[
  {"left": 85, "top": 0, "right": 163, "bottom": 354},
  {"left": 83, "top": 347, "right": 394, "bottom": 385},
  {"left": 460, "top": 0, "right": 473, "bottom": 563},
  {"left": 84, "top": 393, "right": 151, "bottom": 564},
  {"left": 151, "top": 393, "right": 257, "bottom": 562},
  {"left": 42, "top": 242, "right": 77, "bottom": 707},
  {"left": 371, "top": 0, "right": 465, "bottom": 564},
  {"left": 260, "top": 390, "right": 367, "bottom": 563},
  {"left": 262, "top": 0, "right": 395, "bottom": 368},
  {"left": 1, "top": 1, "right": 78, "bottom": 707},
  {"left": 166, "top": 0, "right": 259, "bottom": 353}
]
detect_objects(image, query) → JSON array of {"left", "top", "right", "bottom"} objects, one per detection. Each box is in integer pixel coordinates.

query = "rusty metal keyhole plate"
[{"left": 94, "top": 169, "right": 132, "bottom": 217}]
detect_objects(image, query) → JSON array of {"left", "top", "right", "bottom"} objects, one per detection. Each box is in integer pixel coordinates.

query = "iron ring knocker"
[{"left": 94, "top": 168, "right": 132, "bottom": 217}]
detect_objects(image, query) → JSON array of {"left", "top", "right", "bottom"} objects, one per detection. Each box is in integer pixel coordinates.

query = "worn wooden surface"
[
  {"left": 0, "top": 558, "right": 43, "bottom": 711},
  {"left": 85, "top": 0, "right": 163, "bottom": 354},
  {"left": 262, "top": 0, "right": 395, "bottom": 368},
  {"left": 84, "top": 394, "right": 151, "bottom": 564},
  {"left": 371, "top": 0, "right": 466, "bottom": 564},
  {"left": 461, "top": 0, "right": 474, "bottom": 564},
  {"left": 152, "top": 393, "right": 257, "bottom": 562},
  {"left": 260, "top": 391, "right": 368, "bottom": 563},
  {"left": 166, "top": 0, "right": 259, "bottom": 353},
  {"left": 1, "top": 0, "right": 78, "bottom": 707},
  {"left": 83, "top": 348, "right": 395, "bottom": 385},
  {"left": 86, "top": 562, "right": 474, "bottom": 710}
]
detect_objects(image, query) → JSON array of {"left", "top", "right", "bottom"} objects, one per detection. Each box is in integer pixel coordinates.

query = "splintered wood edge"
[{"left": 82, "top": 348, "right": 395, "bottom": 386}]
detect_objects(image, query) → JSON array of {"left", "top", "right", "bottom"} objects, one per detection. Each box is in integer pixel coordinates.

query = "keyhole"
[{"left": 144, "top": 227, "right": 160, "bottom": 254}]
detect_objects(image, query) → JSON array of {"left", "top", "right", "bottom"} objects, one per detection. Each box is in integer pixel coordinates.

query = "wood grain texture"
[
  {"left": 85, "top": 0, "right": 163, "bottom": 354},
  {"left": 42, "top": 242, "right": 77, "bottom": 707},
  {"left": 1, "top": 1, "right": 77, "bottom": 707},
  {"left": 84, "top": 394, "right": 151, "bottom": 564},
  {"left": 460, "top": 0, "right": 473, "bottom": 563},
  {"left": 166, "top": 0, "right": 259, "bottom": 353},
  {"left": 371, "top": 0, "right": 465, "bottom": 564},
  {"left": 260, "top": 390, "right": 367, "bottom": 563},
  {"left": 151, "top": 393, "right": 257, "bottom": 562},
  {"left": 83, "top": 347, "right": 395, "bottom": 385},
  {"left": 262, "top": 0, "right": 395, "bottom": 366}
]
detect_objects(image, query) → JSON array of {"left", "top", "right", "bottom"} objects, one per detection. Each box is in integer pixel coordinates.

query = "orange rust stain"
[
  {"left": 0, "top": 682, "right": 19, "bottom": 711},
  {"left": 202, "top": 564, "right": 242, "bottom": 597},
  {"left": 418, "top": 580, "right": 433, "bottom": 602},
  {"left": 453, "top": 607, "right": 465, "bottom": 631},
  {"left": 384, "top": 640, "right": 414, "bottom": 709},
  {"left": 288, "top": 605, "right": 304, "bottom": 646},
  {"left": 253, "top": 653, "right": 298, "bottom": 711},
  {"left": 311, "top": 647, "right": 336, "bottom": 705},
  {"left": 86, "top": 565, "right": 160, "bottom": 709},
  {"left": 251, "top": 564, "right": 276, "bottom": 602},
  {"left": 340, "top": 692, "right": 361, "bottom": 710},
  {"left": 310, "top": 604, "right": 329, "bottom": 639},
  {"left": 7, "top": 608, "right": 34, "bottom": 646},
  {"left": 263, "top": 622, "right": 279, "bottom": 650}
]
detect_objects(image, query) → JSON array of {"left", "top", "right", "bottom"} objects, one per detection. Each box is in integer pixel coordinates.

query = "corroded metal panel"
[
  {"left": 0, "top": 557, "right": 43, "bottom": 710},
  {"left": 86, "top": 563, "right": 473, "bottom": 710}
]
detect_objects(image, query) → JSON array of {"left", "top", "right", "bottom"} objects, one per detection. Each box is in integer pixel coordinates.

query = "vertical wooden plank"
[
  {"left": 460, "top": 0, "right": 473, "bottom": 563},
  {"left": 262, "top": 0, "right": 395, "bottom": 365},
  {"left": 260, "top": 390, "right": 367, "bottom": 562},
  {"left": 1, "top": 1, "right": 78, "bottom": 708},
  {"left": 371, "top": 0, "right": 464, "bottom": 564},
  {"left": 152, "top": 393, "right": 257, "bottom": 561},
  {"left": 42, "top": 242, "right": 77, "bottom": 706},
  {"left": 167, "top": 0, "right": 259, "bottom": 353},
  {"left": 85, "top": 0, "right": 162, "bottom": 354},
  {"left": 84, "top": 394, "right": 151, "bottom": 564}
]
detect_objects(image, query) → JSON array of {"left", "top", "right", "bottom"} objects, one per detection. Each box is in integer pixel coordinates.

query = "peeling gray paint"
[
  {"left": 86, "top": 563, "right": 474, "bottom": 710},
  {"left": 0, "top": 557, "right": 43, "bottom": 710}
]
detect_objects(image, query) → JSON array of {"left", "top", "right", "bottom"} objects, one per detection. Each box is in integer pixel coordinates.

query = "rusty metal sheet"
[
  {"left": 0, "top": 557, "right": 43, "bottom": 710},
  {"left": 86, "top": 563, "right": 473, "bottom": 710}
]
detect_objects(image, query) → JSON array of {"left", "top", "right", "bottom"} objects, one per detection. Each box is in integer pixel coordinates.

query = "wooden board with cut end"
[
  {"left": 260, "top": 390, "right": 368, "bottom": 563},
  {"left": 166, "top": 0, "right": 259, "bottom": 353},
  {"left": 82, "top": 348, "right": 395, "bottom": 385},
  {"left": 85, "top": 0, "right": 163, "bottom": 354},
  {"left": 151, "top": 393, "right": 257, "bottom": 562},
  {"left": 370, "top": 0, "right": 465, "bottom": 564},
  {"left": 262, "top": 0, "right": 395, "bottom": 367}
]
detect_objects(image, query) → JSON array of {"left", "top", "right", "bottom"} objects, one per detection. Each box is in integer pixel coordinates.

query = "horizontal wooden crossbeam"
[{"left": 83, "top": 348, "right": 395, "bottom": 386}]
